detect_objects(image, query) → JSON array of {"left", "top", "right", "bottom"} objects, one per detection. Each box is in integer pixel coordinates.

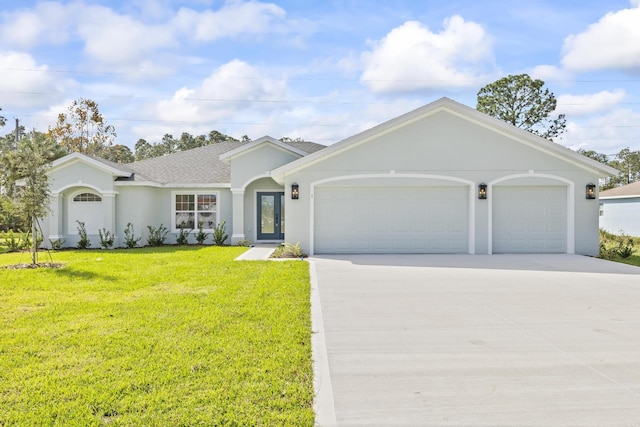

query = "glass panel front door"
[{"left": 257, "top": 192, "right": 284, "bottom": 240}]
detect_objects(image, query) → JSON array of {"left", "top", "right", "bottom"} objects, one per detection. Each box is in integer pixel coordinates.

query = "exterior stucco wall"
[
  {"left": 44, "top": 161, "right": 119, "bottom": 248},
  {"left": 116, "top": 186, "right": 233, "bottom": 246},
  {"left": 49, "top": 161, "right": 117, "bottom": 194},
  {"left": 281, "top": 111, "right": 601, "bottom": 255},
  {"left": 45, "top": 174, "right": 233, "bottom": 247},
  {"left": 229, "top": 144, "right": 300, "bottom": 189},
  {"left": 114, "top": 186, "right": 165, "bottom": 245},
  {"left": 600, "top": 198, "right": 640, "bottom": 237}
]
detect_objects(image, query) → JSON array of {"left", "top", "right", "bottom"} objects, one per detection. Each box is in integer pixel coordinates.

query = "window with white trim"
[
  {"left": 174, "top": 193, "right": 217, "bottom": 230},
  {"left": 73, "top": 192, "right": 102, "bottom": 202}
]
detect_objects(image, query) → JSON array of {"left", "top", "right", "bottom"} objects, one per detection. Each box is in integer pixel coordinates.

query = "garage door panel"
[
  {"left": 315, "top": 186, "right": 469, "bottom": 254},
  {"left": 493, "top": 186, "right": 567, "bottom": 253}
]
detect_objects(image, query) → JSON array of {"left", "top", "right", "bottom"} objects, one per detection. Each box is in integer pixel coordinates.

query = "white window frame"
[
  {"left": 71, "top": 191, "right": 103, "bottom": 203},
  {"left": 171, "top": 191, "right": 219, "bottom": 233}
]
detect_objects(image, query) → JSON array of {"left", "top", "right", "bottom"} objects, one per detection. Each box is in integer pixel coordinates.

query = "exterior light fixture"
[
  {"left": 291, "top": 183, "right": 299, "bottom": 200},
  {"left": 478, "top": 183, "right": 487, "bottom": 200},
  {"left": 586, "top": 183, "right": 596, "bottom": 200}
]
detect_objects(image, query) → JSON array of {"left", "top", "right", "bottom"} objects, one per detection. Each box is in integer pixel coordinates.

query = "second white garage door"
[
  {"left": 492, "top": 186, "right": 567, "bottom": 253},
  {"left": 314, "top": 186, "right": 469, "bottom": 254}
]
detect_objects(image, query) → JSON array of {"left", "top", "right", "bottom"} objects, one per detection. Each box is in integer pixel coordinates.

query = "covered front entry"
[
  {"left": 492, "top": 185, "right": 567, "bottom": 253},
  {"left": 257, "top": 192, "right": 285, "bottom": 240},
  {"left": 314, "top": 186, "right": 469, "bottom": 254}
]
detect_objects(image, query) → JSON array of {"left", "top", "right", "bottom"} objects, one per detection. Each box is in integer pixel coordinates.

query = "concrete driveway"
[{"left": 310, "top": 254, "right": 640, "bottom": 426}]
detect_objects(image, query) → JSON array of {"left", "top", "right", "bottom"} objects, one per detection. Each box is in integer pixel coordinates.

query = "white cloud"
[
  {"left": 0, "top": 2, "right": 75, "bottom": 48},
  {"left": 360, "top": 17, "right": 495, "bottom": 94},
  {"left": 0, "top": 51, "right": 65, "bottom": 109},
  {"left": 561, "top": 6, "right": 640, "bottom": 73},
  {"left": 77, "top": 5, "right": 175, "bottom": 67},
  {"left": 529, "top": 65, "right": 573, "bottom": 83},
  {"left": 133, "top": 59, "right": 288, "bottom": 141},
  {"left": 562, "top": 108, "right": 640, "bottom": 154},
  {"left": 556, "top": 90, "right": 626, "bottom": 117},
  {"left": 173, "top": 1, "right": 287, "bottom": 41},
  {"left": 0, "top": 1, "right": 296, "bottom": 72}
]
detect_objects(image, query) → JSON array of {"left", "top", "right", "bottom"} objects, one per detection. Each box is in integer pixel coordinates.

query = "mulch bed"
[{"left": 2, "top": 263, "right": 64, "bottom": 270}]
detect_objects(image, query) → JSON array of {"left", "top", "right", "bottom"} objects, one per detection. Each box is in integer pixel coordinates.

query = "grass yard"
[{"left": 0, "top": 247, "right": 314, "bottom": 426}]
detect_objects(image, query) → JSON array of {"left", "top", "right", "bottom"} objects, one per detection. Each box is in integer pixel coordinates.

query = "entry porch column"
[{"left": 230, "top": 189, "right": 245, "bottom": 244}]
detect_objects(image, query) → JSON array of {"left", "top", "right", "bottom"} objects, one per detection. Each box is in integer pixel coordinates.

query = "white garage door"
[
  {"left": 314, "top": 186, "right": 469, "bottom": 254},
  {"left": 492, "top": 186, "right": 567, "bottom": 253}
]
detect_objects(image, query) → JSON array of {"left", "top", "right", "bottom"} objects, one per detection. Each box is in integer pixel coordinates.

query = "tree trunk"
[{"left": 31, "top": 216, "right": 37, "bottom": 265}]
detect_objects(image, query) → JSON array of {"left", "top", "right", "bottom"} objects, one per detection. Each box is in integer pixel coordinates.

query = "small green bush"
[
  {"left": 123, "top": 223, "right": 142, "bottom": 248},
  {"left": 19, "top": 232, "right": 35, "bottom": 250},
  {"left": 195, "top": 223, "right": 209, "bottom": 245},
  {"left": 76, "top": 220, "right": 91, "bottom": 249},
  {"left": 617, "top": 234, "right": 635, "bottom": 258},
  {"left": 49, "top": 237, "right": 66, "bottom": 250},
  {"left": 5, "top": 230, "right": 24, "bottom": 252},
  {"left": 147, "top": 224, "right": 168, "bottom": 246},
  {"left": 176, "top": 222, "right": 192, "bottom": 245},
  {"left": 599, "top": 229, "right": 637, "bottom": 259},
  {"left": 272, "top": 242, "right": 307, "bottom": 258},
  {"left": 98, "top": 228, "right": 115, "bottom": 249},
  {"left": 237, "top": 239, "right": 253, "bottom": 247},
  {"left": 212, "top": 220, "right": 229, "bottom": 246}
]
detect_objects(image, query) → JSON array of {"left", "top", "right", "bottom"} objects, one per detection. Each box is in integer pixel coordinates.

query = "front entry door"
[{"left": 257, "top": 192, "right": 285, "bottom": 240}]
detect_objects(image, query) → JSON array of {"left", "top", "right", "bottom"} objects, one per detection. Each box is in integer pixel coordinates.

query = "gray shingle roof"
[
  {"left": 600, "top": 181, "right": 640, "bottom": 198},
  {"left": 118, "top": 140, "right": 326, "bottom": 184}
]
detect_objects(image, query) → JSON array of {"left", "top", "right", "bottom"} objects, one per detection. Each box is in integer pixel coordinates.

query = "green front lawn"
[{"left": 0, "top": 247, "right": 314, "bottom": 426}]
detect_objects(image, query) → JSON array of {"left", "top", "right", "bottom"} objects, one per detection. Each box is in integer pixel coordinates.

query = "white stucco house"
[
  {"left": 599, "top": 181, "right": 640, "bottom": 237},
  {"left": 42, "top": 97, "right": 618, "bottom": 255}
]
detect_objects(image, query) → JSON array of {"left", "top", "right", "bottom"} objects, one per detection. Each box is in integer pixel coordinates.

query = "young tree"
[
  {"left": 477, "top": 74, "right": 567, "bottom": 141},
  {"left": 1, "top": 131, "right": 64, "bottom": 199},
  {"left": 48, "top": 98, "right": 116, "bottom": 156},
  {"left": 14, "top": 132, "right": 58, "bottom": 264}
]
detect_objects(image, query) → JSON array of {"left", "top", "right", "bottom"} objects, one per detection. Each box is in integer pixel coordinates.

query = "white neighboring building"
[{"left": 599, "top": 181, "right": 640, "bottom": 237}]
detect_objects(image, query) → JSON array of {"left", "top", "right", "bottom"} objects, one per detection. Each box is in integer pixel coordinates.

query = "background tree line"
[{"left": 577, "top": 148, "right": 640, "bottom": 190}]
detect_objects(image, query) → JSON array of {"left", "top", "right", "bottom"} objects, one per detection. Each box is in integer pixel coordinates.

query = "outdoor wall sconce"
[
  {"left": 291, "top": 183, "right": 299, "bottom": 200},
  {"left": 478, "top": 183, "right": 487, "bottom": 200},
  {"left": 586, "top": 183, "right": 596, "bottom": 200}
]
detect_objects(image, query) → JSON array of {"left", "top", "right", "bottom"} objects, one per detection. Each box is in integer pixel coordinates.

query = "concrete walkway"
[
  {"left": 310, "top": 254, "right": 640, "bottom": 426},
  {"left": 233, "top": 244, "right": 277, "bottom": 260}
]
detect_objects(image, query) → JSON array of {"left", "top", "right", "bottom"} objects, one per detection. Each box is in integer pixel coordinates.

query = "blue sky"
[{"left": 1, "top": 0, "right": 639, "bottom": 155}]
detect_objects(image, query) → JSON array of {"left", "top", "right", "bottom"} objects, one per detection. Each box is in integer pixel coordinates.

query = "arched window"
[{"left": 73, "top": 192, "right": 102, "bottom": 202}]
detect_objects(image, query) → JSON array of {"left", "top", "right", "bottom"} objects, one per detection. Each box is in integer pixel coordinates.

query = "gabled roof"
[
  {"left": 124, "top": 139, "right": 325, "bottom": 185},
  {"left": 50, "top": 138, "right": 327, "bottom": 186},
  {"left": 219, "top": 136, "right": 310, "bottom": 163},
  {"left": 50, "top": 152, "right": 132, "bottom": 178},
  {"left": 123, "top": 141, "right": 245, "bottom": 184},
  {"left": 271, "top": 97, "right": 619, "bottom": 182},
  {"left": 600, "top": 181, "right": 640, "bottom": 199}
]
